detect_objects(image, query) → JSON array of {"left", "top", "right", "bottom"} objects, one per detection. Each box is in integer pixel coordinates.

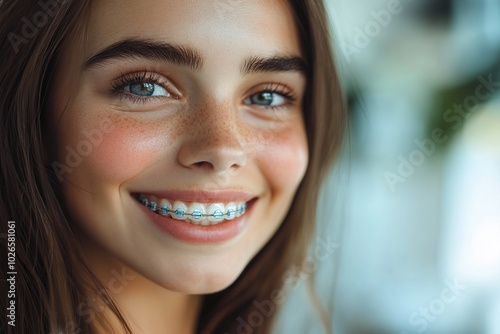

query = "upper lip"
[{"left": 133, "top": 189, "right": 257, "bottom": 203}]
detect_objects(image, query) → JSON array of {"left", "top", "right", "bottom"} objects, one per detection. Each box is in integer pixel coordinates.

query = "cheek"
[
  {"left": 257, "top": 127, "right": 308, "bottom": 194},
  {"left": 55, "top": 111, "right": 174, "bottom": 184},
  {"left": 88, "top": 124, "right": 157, "bottom": 182}
]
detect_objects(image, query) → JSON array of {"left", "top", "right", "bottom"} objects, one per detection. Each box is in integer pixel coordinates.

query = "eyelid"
[
  {"left": 109, "top": 70, "right": 182, "bottom": 101},
  {"left": 244, "top": 82, "right": 297, "bottom": 106}
]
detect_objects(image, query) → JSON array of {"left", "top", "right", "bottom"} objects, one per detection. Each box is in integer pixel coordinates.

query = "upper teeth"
[{"left": 137, "top": 195, "right": 248, "bottom": 225}]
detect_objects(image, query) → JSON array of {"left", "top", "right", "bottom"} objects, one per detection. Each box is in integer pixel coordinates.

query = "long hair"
[{"left": 0, "top": 0, "right": 345, "bottom": 333}]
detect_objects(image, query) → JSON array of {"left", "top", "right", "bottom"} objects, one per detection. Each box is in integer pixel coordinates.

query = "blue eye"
[
  {"left": 110, "top": 71, "right": 180, "bottom": 104},
  {"left": 124, "top": 82, "right": 170, "bottom": 97},
  {"left": 244, "top": 91, "right": 287, "bottom": 107}
]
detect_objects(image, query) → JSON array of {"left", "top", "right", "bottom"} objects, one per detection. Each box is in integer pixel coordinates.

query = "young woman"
[{"left": 0, "top": 0, "right": 345, "bottom": 333}]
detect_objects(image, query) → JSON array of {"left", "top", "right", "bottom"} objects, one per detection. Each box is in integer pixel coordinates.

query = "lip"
[
  {"left": 133, "top": 192, "right": 257, "bottom": 244},
  {"left": 134, "top": 189, "right": 256, "bottom": 203}
]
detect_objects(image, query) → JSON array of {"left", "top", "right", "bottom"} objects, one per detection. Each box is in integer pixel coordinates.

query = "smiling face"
[{"left": 47, "top": 0, "right": 308, "bottom": 294}]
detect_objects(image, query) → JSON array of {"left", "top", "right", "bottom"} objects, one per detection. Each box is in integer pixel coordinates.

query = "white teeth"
[
  {"left": 236, "top": 203, "right": 246, "bottom": 217},
  {"left": 207, "top": 203, "right": 225, "bottom": 224},
  {"left": 188, "top": 203, "right": 206, "bottom": 225},
  {"left": 172, "top": 201, "right": 188, "bottom": 221},
  {"left": 149, "top": 196, "right": 159, "bottom": 212},
  {"left": 137, "top": 194, "right": 249, "bottom": 225},
  {"left": 158, "top": 198, "right": 172, "bottom": 216},
  {"left": 225, "top": 202, "right": 237, "bottom": 220}
]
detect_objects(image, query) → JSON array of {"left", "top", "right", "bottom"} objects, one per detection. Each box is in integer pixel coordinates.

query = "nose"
[{"left": 177, "top": 103, "right": 248, "bottom": 175}]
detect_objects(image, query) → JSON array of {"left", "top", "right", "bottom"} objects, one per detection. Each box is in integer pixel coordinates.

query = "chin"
[
  {"left": 138, "top": 258, "right": 249, "bottom": 295},
  {"left": 165, "top": 272, "right": 243, "bottom": 295}
]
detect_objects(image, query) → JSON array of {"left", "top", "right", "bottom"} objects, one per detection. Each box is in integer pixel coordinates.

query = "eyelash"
[
  {"left": 252, "top": 83, "right": 297, "bottom": 110},
  {"left": 110, "top": 71, "right": 174, "bottom": 104},
  {"left": 109, "top": 71, "right": 297, "bottom": 108}
]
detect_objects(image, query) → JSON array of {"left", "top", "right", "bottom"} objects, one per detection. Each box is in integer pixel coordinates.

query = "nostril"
[
  {"left": 177, "top": 136, "right": 248, "bottom": 173},
  {"left": 194, "top": 161, "right": 213, "bottom": 169}
]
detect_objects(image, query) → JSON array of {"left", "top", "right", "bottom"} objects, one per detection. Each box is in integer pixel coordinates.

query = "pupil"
[
  {"left": 254, "top": 92, "right": 273, "bottom": 105},
  {"left": 130, "top": 83, "right": 154, "bottom": 96}
]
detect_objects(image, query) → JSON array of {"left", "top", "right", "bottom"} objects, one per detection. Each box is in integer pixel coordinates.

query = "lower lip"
[{"left": 137, "top": 198, "right": 256, "bottom": 244}]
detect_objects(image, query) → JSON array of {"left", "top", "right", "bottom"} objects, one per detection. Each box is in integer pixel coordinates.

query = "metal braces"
[{"left": 139, "top": 196, "right": 247, "bottom": 220}]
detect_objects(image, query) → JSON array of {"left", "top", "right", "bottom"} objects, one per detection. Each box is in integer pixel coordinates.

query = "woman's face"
[{"left": 48, "top": 0, "right": 308, "bottom": 293}]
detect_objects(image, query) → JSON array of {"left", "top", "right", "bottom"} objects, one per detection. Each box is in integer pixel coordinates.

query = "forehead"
[{"left": 84, "top": 0, "right": 302, "bottom": 61}]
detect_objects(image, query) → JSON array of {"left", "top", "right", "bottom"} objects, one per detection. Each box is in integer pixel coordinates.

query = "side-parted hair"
[{"left": 0, "top": 0, "right": 345, "bottom": 333}]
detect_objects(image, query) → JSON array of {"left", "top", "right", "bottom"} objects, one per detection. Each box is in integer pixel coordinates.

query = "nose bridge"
[
  {"left": 197, "top": 99, "right": 239, "bottom": 145},
  {"left": 177, "top": 98, "right": 248, "bottom": 173}
]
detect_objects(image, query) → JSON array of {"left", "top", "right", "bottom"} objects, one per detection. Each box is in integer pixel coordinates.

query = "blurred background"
[{"left": 275, "top": 0, "right": 500, "bottom": 333}]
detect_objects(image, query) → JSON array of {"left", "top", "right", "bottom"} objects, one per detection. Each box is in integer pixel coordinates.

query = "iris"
[{"left": 129, "top": 82, "right": 155, "bottom": 96}]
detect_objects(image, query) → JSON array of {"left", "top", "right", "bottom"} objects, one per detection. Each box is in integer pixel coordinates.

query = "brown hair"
[{"left": 0, "top": 0, "right": 345, "bottom": 333}]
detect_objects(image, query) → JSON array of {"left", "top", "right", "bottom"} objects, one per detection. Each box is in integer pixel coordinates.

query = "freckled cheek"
[
  {"left": 66, "top": 122, "right": 170, "bottom": 183},
  {"left": 256, "top": 131, "right": 309, "bottom": 193},
  {"left": 92, "top": 129, "right": 155, "bottom": 180}
]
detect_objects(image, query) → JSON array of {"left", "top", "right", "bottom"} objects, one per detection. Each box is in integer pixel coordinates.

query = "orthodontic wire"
[{"left": 138, "top": 196, "right": 247, "bottom": 219}]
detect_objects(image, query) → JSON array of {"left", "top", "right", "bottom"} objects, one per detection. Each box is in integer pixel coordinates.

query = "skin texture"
[{"left": 47, "top": 0, "right": 308, "bottom": 332}]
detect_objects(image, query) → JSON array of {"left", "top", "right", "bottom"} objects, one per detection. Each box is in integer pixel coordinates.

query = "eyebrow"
[
  {"left": 84, "top": 38, "right": 307, "bottom": 75},
  {"left": 241, "top": 55, "right": 307, "bottom": 75},
  {"left": 84, "top": 39, "right": 203, "bottom": 70}
]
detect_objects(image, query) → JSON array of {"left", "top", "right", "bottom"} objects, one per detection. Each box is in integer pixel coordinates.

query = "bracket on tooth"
[
  {"left": 174, "top": 208, "right": 185, "bottom": 218},
  {"left": 191, "top": 210, "right": 203, "bottom": 220}
]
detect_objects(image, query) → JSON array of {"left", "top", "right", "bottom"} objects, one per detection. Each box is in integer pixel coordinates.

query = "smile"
[{"left": 136, "top": 194, "right": 248, "bottom": 225}]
